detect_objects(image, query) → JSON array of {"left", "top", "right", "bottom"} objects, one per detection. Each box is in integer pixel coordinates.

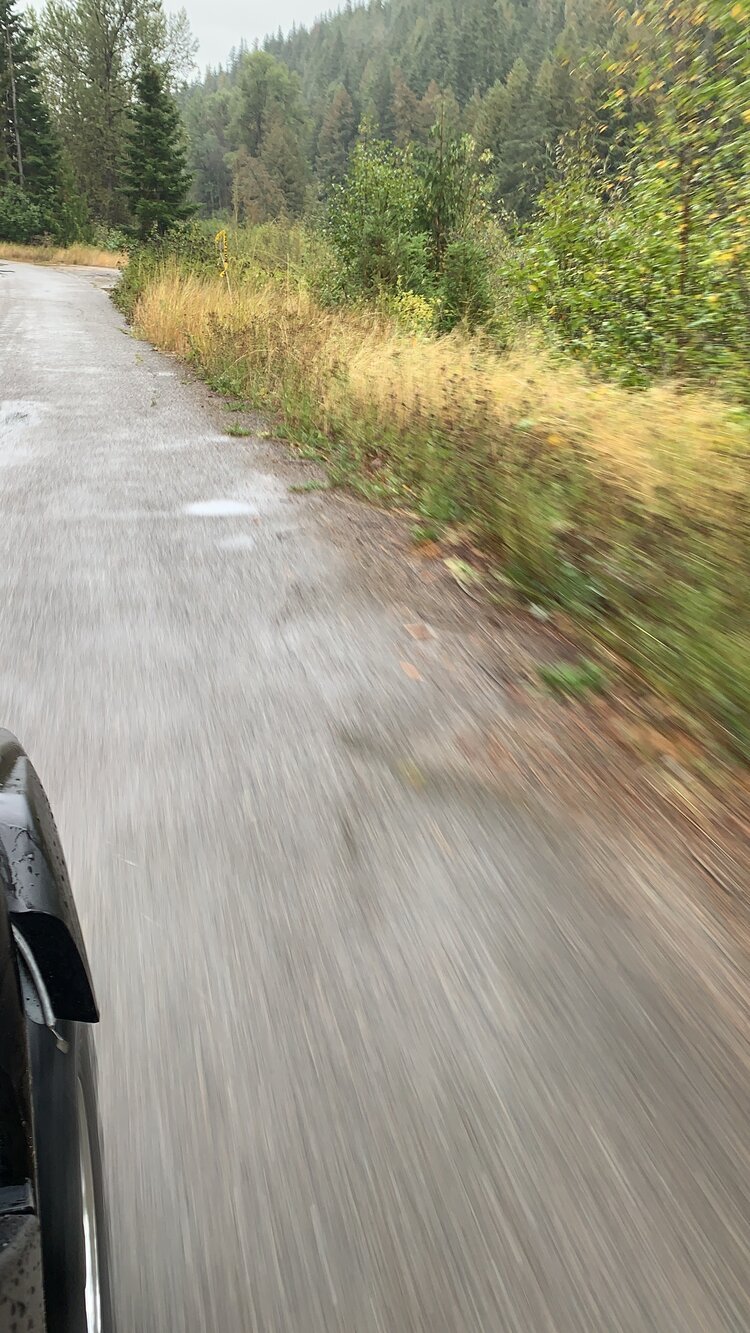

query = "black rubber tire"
[{"left": 28, "top": 1020, "right": 114, "bottom": 1332}]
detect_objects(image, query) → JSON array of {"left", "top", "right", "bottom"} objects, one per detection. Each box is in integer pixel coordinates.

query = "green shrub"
[
  {"left": 507, "top": 159, "right": 747, "bottom": 391},
  {"left": 0, "top": 185, "right": 46, "bottom": 243},
  {"left": 324, "top": 133, "right": 494, "bottom": 333},
  {"left": 438, "top": 235, "right": 493, "bottom": 331},
  {"left": 325, "top": 142, "right": 430, "bottom": 299},
  {"left": 539, "top": 659, "right": 606, "bottom": 699},
  {"left": 89, "top": 224, "right": 130, "bottom": 252}
]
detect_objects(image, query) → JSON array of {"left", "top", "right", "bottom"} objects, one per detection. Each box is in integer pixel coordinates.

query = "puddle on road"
[
  {"left": 184, "top": 499, "right": 258, "bottom": 518},
  {"left": 46, "top": 367, "right": 106, "bottom": 376},
  {"left": 219, "top": 533, "right": 257, "bottom": 551}
]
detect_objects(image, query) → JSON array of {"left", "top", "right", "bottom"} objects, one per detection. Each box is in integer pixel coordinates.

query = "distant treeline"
[{"left": 182, "top": 0, "right": 620, "bottom": 220}]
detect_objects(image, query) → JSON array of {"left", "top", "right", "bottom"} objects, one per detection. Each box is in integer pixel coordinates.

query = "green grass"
[
  {"left": 411, "top": 523, "right": 442, "bottom": 544},
  {"left": 289, "top": 479, "right": 330, "bottom": 493},
  {"left": 538, "top": 659, "right": 607, "bottom": 699}
]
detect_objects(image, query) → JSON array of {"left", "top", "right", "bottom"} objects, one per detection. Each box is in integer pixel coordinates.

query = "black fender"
[
  {"left": 0, "top": 839, "right": 35, "bottom": 1203},
  {"left": 0, "top": 731, "right": 98, "bottom": 1023}
]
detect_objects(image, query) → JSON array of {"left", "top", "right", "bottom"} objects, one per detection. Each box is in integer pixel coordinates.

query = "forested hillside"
[{"left": 183, "top": 0, "right": 617, "bottom": 218}]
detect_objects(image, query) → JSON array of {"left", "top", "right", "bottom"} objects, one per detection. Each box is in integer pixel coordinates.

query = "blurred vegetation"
[
  {"left": 116, "top": 206, "right": 750, "bottom": 758},
  {"left": 1, "top": 0, "right": 195, "bottom": 245}
]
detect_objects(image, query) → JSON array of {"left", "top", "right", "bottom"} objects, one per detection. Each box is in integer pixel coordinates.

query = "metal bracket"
[{"left": 12, "top": 925, "right": 69, "bottom": 1054}]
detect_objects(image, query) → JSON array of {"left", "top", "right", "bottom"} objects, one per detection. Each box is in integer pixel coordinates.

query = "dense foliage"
[
  {"left": 0, "top": 0, "right": 62, "bottom": 237},
  {"left": 0, "top": 0, "right": 195, "bottom": 241}
]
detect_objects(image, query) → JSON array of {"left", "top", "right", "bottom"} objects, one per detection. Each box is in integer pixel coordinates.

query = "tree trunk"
[{"left": 4, "top": 17, "right": 24, "bottom": 186}]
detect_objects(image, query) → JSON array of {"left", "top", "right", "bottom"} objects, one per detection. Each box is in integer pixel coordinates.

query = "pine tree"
[
  {"left": 260, "top": 107, "right": 308, "bottom": 214},
  {"left": 231, "top": 144, "right": 283, "bottom": 223},
  {"left": 391, "top": 69, "right": 422, "bottom": 146},
  {"left": 363, "top": 57, "right": 395, "bottom": 139},
  {"left": 1, "top": 0, "right": 60, "bottom": 222},
  {"left": 316, "top": 84, "right": 357, "bottom": 184},
  {"left": 124, "top": 60, "right": 193, "bottom": 237}
]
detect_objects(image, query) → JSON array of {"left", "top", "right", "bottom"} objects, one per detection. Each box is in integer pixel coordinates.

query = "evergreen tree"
[
  {"left": 232, "top": 50, "right": 307, "bottom": 158},
  {"left": 231, "top": 143, "right": 283, "bottom": 222},
  {"left": 316, "top": 84, "right": 357, "bottom": 184},
  {"left": 228, "top": 50, "right": 309, "bottom": 218},
  {"left": 124, "top": 60, "right": 193, "bottom": 237},
  {"left": 259, "top": 106, "right": 307, "bottom": 214},
  {"left": 0, "top": 0, "right": 61, "bottom": 234},
  {"left": 391, "top": 68, "right": 422, "bottom": 146},
  {"left": 40, "top": 0, "right": 194, "bottom": 227},
  {"left": 362, "top": 56, "right": 395, "bottom": 139}
]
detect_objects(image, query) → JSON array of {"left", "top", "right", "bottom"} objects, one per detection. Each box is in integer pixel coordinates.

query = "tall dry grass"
[
  {"left": 133, "top": 261, "right": 750, "bottom": 757},
  {"left": 0, "top": 242, "right": 124, "bottom": 267}
]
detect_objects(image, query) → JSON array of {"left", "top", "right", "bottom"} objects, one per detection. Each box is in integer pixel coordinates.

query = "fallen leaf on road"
[
  {"left": 400, "top": 661, "right": 422, "bottom": 681},
  {"left": 405, "top": 622, "right": 433, "bottom": 641},
  {"left": 397, "top": 760, "right": 426, "bottom": 788},
  {"left": 445, "top": 557, "right": 482, "bottom": 589}
]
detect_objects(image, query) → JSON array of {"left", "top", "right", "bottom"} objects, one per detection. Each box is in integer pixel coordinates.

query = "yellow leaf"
[
  {"left": 706, "top": 294, "right": 720, "bottom": 305},
  {"left": 547, "top": 434, "right": 564, "bottom": 447},
  {"left": 732, "top": 2, "right": 744, "bottom": 15},
  {"left": 743, "top": 109, "right": 750, "bottom": 123}
]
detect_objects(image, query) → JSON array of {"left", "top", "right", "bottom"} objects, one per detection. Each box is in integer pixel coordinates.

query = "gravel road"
[{"left": 1, "top": 259, "right": 749, "bottom": 1332}]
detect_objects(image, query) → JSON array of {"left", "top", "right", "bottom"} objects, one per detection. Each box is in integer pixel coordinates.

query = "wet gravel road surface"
[{"left": 2, "top": 259, "right": 750, "bottom": 1331}]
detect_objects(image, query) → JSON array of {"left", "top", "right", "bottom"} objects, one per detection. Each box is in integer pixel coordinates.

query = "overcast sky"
[{"left": 177, "top": 0, "right": 328, "bottom": 71}]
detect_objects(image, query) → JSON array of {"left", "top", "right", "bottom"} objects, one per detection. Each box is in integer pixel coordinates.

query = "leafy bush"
[
  {"left": 89, "top": 224, "right": 130, "bottom": 252},
  {"left": 325, "top": 142, "right": 430, "bottom": 299},
  {"left": 113, "top": 221, "right": 217, "bottom": 317},
  {"left": 438, "top": 235, "right": 493, "bottom": 331},
  {"left": 0, "top": 185, "right": 46, "bottom": 243},
  {"left": 501, "top": 0, "right": 750, "bottom": 395},
  {"left": 504, "top": 145, "right": 750, "bottom": 394},
  {"left": 324, "top": 134, "right": 494, "bottom": 333},
  {"left": 386, "top": 286, "right": 438, "bottom": 334}
]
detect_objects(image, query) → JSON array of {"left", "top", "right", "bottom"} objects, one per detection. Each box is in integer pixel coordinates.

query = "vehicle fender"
[{"left": 0, "top": 731, "right": 98, "bottom": 1023}]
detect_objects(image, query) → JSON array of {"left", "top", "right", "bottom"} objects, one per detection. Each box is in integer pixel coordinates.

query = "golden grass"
[
  {"left": 0, "top": 242, "right": 124, "bottom": 268},
  {"left": 134, "top": 266, "right": 746, "bottom": 511},
  {"left": 131, "top": 261, "right": 750, "bottom": 756}
]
